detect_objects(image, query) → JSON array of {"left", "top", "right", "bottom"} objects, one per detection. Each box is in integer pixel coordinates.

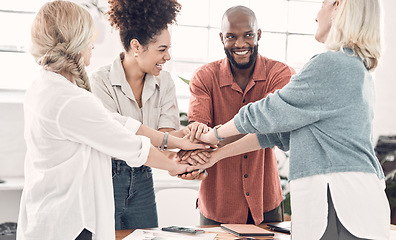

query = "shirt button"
[
  {"left": 246, "top": 192, "right": 250, "bottom": 196},
  {"left": 244, "top": 174, "right": 248, "bottom": 178},
  {"left": 244, "top": 155, "right": 248, "bottom": 159}
]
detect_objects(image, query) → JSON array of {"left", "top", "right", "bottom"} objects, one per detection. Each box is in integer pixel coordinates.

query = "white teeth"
[{"left": 234, "top": 50, "right": 249, "bottom": 56}]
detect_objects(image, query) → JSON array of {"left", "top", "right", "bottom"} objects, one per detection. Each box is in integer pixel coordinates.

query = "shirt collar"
[
  {"left": 219, "top": 54, "right": 267, "bottom": 88},
  {"left": 108, "top": 53, "right": 160, "bottom": 98},
  {"left": 109, "top": 53, "right": 127, "bottom": 87}
]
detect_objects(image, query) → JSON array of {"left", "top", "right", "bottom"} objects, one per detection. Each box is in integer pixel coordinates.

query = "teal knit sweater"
[{"left": 234, "top": 49, "right": 384, "bottom": 181}]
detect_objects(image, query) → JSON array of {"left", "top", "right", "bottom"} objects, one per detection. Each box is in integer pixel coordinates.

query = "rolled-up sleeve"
[
  {"left": 188, "top": 71, "right": 213, "bottom": 126},
  {"left": 158, "top": 74, "right": 180, "bottom": 130},
  {"left": 255, "top": 132, "right": 291, "bottom": 152}
]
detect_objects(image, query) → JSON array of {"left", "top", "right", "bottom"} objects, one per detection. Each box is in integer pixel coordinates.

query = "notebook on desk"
[
  {"left": 220, "top": 224, "right": 275, "bottom": 237},
  {"left": 267, "top": 222, "right": 291, "bottom": 234}
]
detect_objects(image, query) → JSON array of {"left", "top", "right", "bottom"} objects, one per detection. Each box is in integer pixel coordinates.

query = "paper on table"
[
  {"left": 122, "top": 228, "right": 217, "bottom": 240},
  {"left": 391, "top": 229, "right": 396, "bottom": 239}
]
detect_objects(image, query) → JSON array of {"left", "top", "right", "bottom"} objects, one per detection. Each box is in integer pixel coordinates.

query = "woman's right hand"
[{"left": 168, "top": 161, "right": 190, "bottom": 176}]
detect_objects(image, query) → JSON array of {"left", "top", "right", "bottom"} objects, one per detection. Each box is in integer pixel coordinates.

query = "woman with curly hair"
[
  {"left": 18, "top": 1, "right": 204, "bottom": 239},
  {"left": 90, "top": 0, "right": 207, "bottom": 230}
]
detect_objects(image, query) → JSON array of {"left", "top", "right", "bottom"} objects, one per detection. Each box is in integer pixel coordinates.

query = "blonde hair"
[
  {"left": 30, "top": 0, "right": 95, "bottom": 91},
  {"left": 325, "top": 0, "right": 383, "bottom": 71}
]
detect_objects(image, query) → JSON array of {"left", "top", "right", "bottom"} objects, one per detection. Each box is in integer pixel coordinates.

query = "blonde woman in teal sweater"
[{"left": 189, "top": 0, "right": 390, "bottom": 239}]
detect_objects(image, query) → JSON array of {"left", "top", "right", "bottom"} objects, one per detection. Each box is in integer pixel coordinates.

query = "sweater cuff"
[
  {"left": 234, "top": 114, "right": 248, "bottom": 134},
  {"left": 255, "top": 134, "right": 270, "bottom": 149}
]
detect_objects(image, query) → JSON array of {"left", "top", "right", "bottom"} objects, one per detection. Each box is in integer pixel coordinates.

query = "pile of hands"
[{"left": 171, "top": 122, "right": 220, "bottom": 180}]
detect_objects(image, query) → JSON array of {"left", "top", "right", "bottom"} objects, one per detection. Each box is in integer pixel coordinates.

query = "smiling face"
[
  {"left": 220, "top": 10, "right": 261, "bottom": 70},
  {"left": 137, "top": 28, "right": 171, "bottom": 76},
  {"left": 315, "top": 0, "right": 338, "bottom": 43}
]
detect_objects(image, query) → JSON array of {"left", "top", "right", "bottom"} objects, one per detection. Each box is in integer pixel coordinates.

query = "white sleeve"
[
  {"left": 108, "top": 111, "right": 142, "bottom": 133},
  {"left": 56, "top": 94, "right": 150, "bottom": 167}
]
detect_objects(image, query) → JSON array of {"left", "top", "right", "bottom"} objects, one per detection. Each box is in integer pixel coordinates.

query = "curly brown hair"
[{"left": 107, "top": 0, "right": 181, "bottom": 51}]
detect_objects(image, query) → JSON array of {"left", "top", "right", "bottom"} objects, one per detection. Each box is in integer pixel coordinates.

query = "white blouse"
[
  {"left": 17, "top": 70, "right": 151, "bottom": 240},
  {"left": 290, "top": 172, "right": 390, "bottom": 240}
]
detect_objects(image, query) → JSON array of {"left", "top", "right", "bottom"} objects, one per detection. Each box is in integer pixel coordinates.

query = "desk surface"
[
  {"left": 116, "top": 224, "right": 396, "bottom": 240},
  {"left": 115, "top": 223, "right": 291, "bottom": 240}
]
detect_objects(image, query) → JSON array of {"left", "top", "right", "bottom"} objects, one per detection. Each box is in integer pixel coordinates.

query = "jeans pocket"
[
  {"left": 144, "top": 166, "right": 153, "bottom": 179},
  {"left": 112, "top": 168, "right": 118, "bottom": 179}
]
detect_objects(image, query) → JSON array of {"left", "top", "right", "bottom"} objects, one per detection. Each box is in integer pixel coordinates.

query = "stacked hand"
[{"left": 172, "top": 122, "right": 223, "bottom": 180}]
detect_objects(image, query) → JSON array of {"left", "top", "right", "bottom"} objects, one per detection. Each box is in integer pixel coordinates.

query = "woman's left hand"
[
  {"left": 177, "top": 134, "right": 211, "bottom": 150},
  {"left": 183, "top": 122, "right": 210, "bottom": 142},
  {"left": 195, "top": 128, "right": 219, "bottom": 146}
]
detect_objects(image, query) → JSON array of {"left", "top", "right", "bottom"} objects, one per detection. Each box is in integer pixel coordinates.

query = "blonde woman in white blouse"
[{"left": 17, "top": 1, "right": 203, "bottom": 240}]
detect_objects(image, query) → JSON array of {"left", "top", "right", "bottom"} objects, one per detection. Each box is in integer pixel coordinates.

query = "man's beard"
[{"left": 224, "top": 45, "right": 258, "bottom": 70}]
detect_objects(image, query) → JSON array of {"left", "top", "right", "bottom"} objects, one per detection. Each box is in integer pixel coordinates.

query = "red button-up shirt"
[{"left": 188, "top": 54, "right": 295, "bottom": 224}]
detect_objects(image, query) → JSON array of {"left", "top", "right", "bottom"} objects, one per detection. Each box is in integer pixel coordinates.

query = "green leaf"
[{"left": 178, "top": 76, "right": 190, "bottom": 85}]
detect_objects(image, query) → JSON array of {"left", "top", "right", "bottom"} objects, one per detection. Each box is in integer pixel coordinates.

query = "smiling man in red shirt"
[{"left": 184, "top": 6, "right": 295, "bottom": 225}]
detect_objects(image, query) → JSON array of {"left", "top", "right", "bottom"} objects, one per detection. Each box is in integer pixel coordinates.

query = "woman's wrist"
[
  {"left": 166, "top": 134, "right": 177, "bottom": 149},
  {"left": 212, "top": 147, "right": 225, "bottom": 161},
  {"left": 213, "top": 125, "right": 225, "bottom": 141},
  {"left": 159, "top": 132, "right": 169, "bottom": 151}
]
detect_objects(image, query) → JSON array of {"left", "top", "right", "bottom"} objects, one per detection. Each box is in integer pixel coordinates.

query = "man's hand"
[
  {"left": 183, "top": 122, "right": 210, "bottom": 142},
  {"left": 186, "top": 149, "right": 221, "bottom": 173},
  {"left": 177, "top": 149, "right": 212, "bottom": 165},
  {"left": 178, "top": 169, "right": 208, "bottom": 181}
]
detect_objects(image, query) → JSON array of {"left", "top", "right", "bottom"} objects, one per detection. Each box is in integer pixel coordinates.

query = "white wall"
[{"left": 373, "top": 0, "right": 396, "bottom": 140}]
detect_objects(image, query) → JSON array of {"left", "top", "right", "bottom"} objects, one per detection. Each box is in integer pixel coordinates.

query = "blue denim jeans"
[{"left": 112, "top": 159, "right": 158, "bottom": 230}]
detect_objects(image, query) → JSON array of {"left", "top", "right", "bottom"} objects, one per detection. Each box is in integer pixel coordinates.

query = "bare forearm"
[
  {"left": 199, "top": 119, "right": 242, "bottom": 145},
  {"left": 144, "top": 145, "right": 177, "bottom": 171},
  {"left": 136, "top": 124, "right": 209, "bottom": 150},
  {"left": 186, "top": 133, "right": 262, "bottom": 172},
  {"left": 214, "top": 134, "right": 261, "bottom": 160},
  {"left": 135, "top": 124, "right": 178, "bottom": 148},
  {"left": 217, "top": 134, "right": 245, "bottom": 147},
  {"left": 168, "top": 128, "right": 185, "bottom": 138},
  {"left": 135, "top": 124, "right": 163, "bottom": 146},
  {"left": 216, "top": 119, "right": 240, "bottom": 139}
]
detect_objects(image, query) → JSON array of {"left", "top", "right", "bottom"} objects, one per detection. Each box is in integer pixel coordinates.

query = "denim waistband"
[{"left": 111, "top": 158, "right": 151, "bottom": 172}]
